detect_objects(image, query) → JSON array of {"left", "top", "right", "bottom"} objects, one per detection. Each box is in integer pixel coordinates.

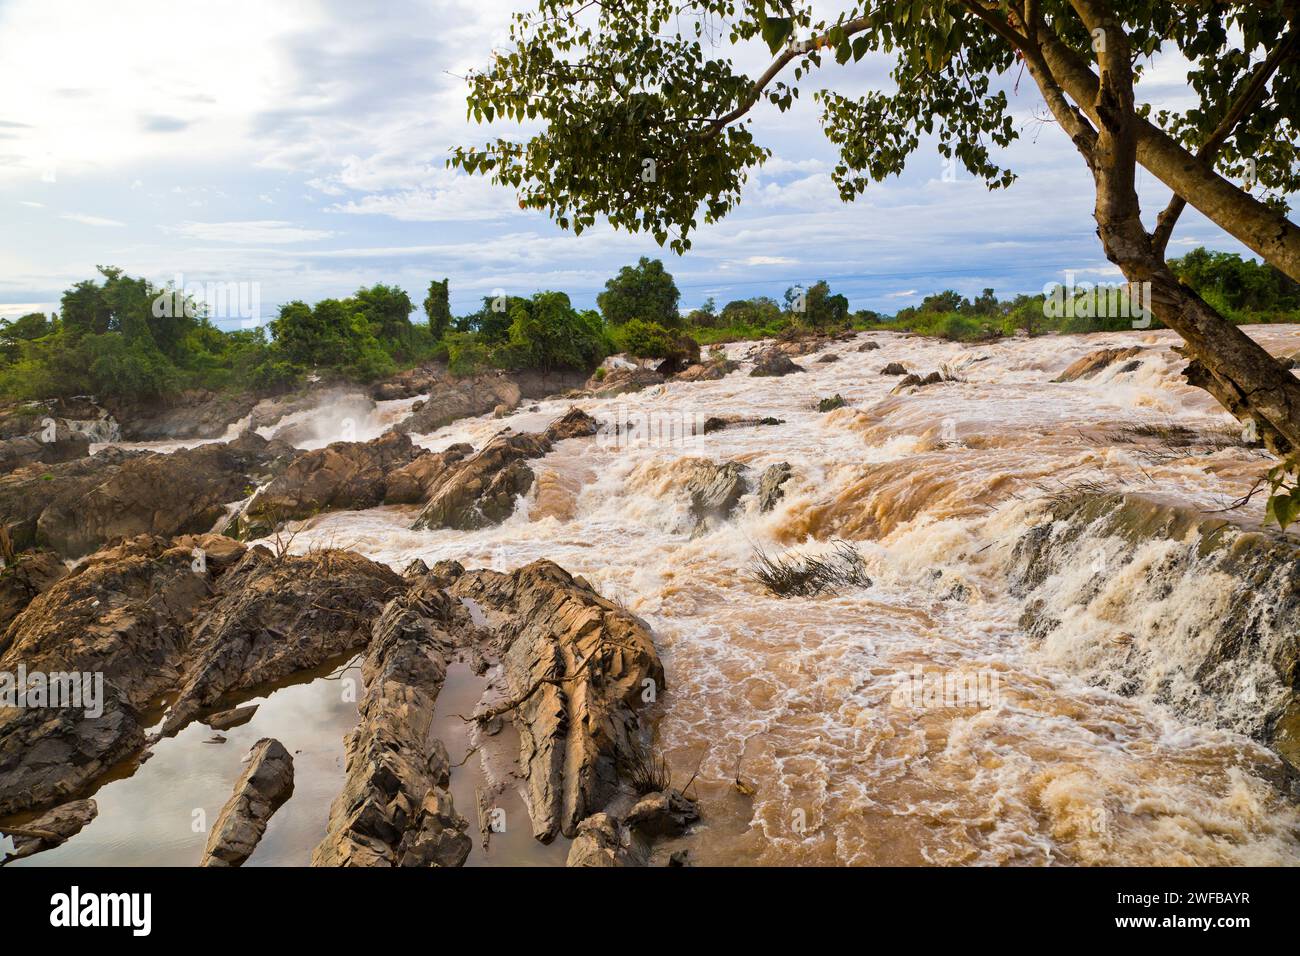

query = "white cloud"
[
  {"left": 61, "top": 212, "right": 124, "bottom": 227},
  {"left": 165, "top": 220, "right": 334, "bottom": 243},
  {"left": 886, "top": 289, "right": 918, "bottom": 298}
]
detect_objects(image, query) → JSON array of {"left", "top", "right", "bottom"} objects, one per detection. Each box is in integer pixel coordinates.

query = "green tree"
[
  {"left": 423, "top": 278, "right": 452, "bottom": 339},
  {"left": 597, "top": 257, "right": 681, "bottom": 327},
  {"left": 452, "top": 0, "right": 1300, "bottom": 454}
]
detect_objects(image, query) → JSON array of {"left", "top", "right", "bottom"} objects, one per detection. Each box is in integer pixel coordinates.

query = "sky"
[{"left": 0, "top": 0, "right": 1259, "bottom": 327}]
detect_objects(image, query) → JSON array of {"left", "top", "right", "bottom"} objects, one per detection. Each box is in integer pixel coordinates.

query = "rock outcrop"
[
  {"left": 0, "top": 798, "right": 97, "bottom": 863},
  {"left": 588, "top": 366, "right": 665, "bottom": 397},
  {"left": 394, "top": 375, "right": 521, "bottom": 434},
  {"left": 676, "top": 358, "right": 739, "bottom": 382},
  {"left": 162, "top": 546, "right": 405, "bottom": 735},
  {"left": 0, "top": 535, "right": 225, "bottom": 815},
  {"left": 411, "top": 409, "right": 597, "bottom": 531},
  {"left": 200, "top": 738, "right": 294, "bottom": 867},
  {"left": 233, "top": 430, "right": 457, "bottom": 535},
  {"left": 0, "top": 433, "right": 292, "bottom": 558},
  {"left": 450, "top": 560, "right": 664, "bottom": 842},
  {"left": 312, "top": 580, "right": 472, "bottom": 867},
  {"left": 0, "top": 550, "right": 67, "bottom": 632},
  {"left": 1052, "top": 347, "right": 1144, "bottom": 383},
  {"left": 880, "top": 362, "right": 908, "bottom": 375}
]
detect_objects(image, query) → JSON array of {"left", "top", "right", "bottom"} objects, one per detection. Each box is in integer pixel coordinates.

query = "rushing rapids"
[{"left": 16, "top": 324, "right": 1300, "bottom": 867}]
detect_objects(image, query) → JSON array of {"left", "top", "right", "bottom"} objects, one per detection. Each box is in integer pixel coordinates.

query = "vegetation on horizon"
[{"left": 2, "top": 246, "right": 1295, "bottom": 406}]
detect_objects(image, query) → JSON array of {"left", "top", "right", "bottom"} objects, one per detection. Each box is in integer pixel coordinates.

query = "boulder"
[
  {"left": 684, "top": 460, "right": 750, "bottom": 532},
  {"left": 200, "top": 738, "right": 294, "bottom": 867},
  {"left": 383, "top": 443, "right": 473, "bottom": 506},
  {"left": 749, "top": 348, "right": 806, "bottom": 377},
  {"left": 1053, "top": 347, "right": 1144, "bottom": 383},
  {"left": 451, "top": 560, "right": 664, "bottom": 842},
  {"left": 815, "top": 353, "right": 840, "bottom": 363},
  {"left": 411, "top": 410, "right": 597, "bottom": 531},
  {"left": 0, "top": 798, "right": 97, "bottom": 863},
  {"left": 312, "top": 580, "right": 473, "bottom": 867},
  {"left": 624, "top": 788, "right": 700, "bottom": 838},
  {"left": 701, "top": 415, "right": 784, "bottom": 434},
  {"left": 758, "top": 462, "right": 793, "bottom": 513},
  {"left": 857, "top": 340, "right": 881, "bottom": 351},
  {"left": 0, "top": 447, "right": 146, "bottom": 551},
  {"left": 880, "top": 362, "right": 908, "bottom": 375},
  {"left": 161, "top": 546, "right": 405, "bottom": 735},
  {"left": 890, "top": 371, "right": 946, "bottom": 394},
  {"left": 206, "top": 704, "right": 259, "bottom": 731}
]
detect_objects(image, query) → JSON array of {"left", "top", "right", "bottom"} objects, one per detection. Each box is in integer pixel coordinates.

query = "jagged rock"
[
  {"left": 162, "top": 546, "right": 405, "bottom": 735},
  {"left": 0, "top": 550, "right": 67, "bottom": 632},
  {"left": 588, "top": 366, "right": 665, "bottom": 397},
  {"left": 624, "top": 788, "right": 700, "bottom": 838},
  {"left": 451, "top": 560, "right": 664, "bottom": 842},
  {"left": 758, "top": 462, "right": 793, "bottom": 513},
  {"left": 0, "top": 798, "right": 97, "bottom": 863},
  {"left": 816, "top": 353, "right": 840, "bottom": 363},
  {"left": 411, "top": 409, "right": 597, "bottom": 531},
  {"left": 206, "top": 704, "right": 259, "bottom": 731},
  {"left": 890, "top": 371, "right": 946, "bottom": 394},
  {"left": 566, "top": 813, "right": 640, "bottom": 867},
  {"left": 750, "top": 348, "right": 806, "bottom": 377},
  {"left": 684, "top": 460, "right": 750, "bottom": 531},
  {"left": 0, "top": 536, "right": 225, "bottom": 815},
  {"left": 383, "top": 443, "right": 473, "bottom": 506},
  {"left": 857, "top": 340, "right": 881, "bottom": 351},
  {"left": 880, "top": 362, "right": 908, "bottom": 375},
  {"left": 32, "top": 433, "right": 292, "bottom": 558},
  {"left": 1053, "top": 347, "right": 1143, "bottom": 383},
  {"left": 313, "top": 581, "right": 472, "bottom": 867},
  {"left": 676, "top": 358, "right": 739, "bottom": 382},
  {"left": 235, "top": 430, "right": 451, "bottom": 533},
  {"left": 394, "top": 374, "right": 521, "bottom": 434},
  {"left": 200, "top": 738, "right": 294, "bottom": 867}
]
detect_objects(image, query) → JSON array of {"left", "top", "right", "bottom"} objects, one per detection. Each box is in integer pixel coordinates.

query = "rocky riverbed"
[{"left": 4, "top": 327, "right": 1300, "bottom": 866}]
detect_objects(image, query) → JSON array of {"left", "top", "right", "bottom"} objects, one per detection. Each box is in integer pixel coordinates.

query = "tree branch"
[{"left": 1152, "top": 25, "right": 1299, "bottom": 255}]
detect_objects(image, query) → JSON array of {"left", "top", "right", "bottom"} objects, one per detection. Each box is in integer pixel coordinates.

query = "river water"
[{"left": 22, "top": 325, "right": 1300, "bottom": 867}]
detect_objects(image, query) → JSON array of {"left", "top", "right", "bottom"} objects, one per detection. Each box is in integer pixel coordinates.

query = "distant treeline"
[{"left": 1, "top": 248, "right": 1295, "bottom": 402}]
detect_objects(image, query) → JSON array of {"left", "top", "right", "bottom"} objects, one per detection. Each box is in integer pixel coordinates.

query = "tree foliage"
[{"left": 597, "top": 256, "right": 683, "bottom": 326}]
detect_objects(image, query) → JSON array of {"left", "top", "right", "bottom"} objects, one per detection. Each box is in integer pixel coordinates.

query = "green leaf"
[{"left": 760, "top": 16, "right": 794, "bottom": 54}]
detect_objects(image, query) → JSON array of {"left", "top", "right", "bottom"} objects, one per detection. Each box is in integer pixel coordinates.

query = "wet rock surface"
[
  {"left": 588, "top": 366, "right": 665, "bottom": 396},
  {"left": 313, "top": 581, "right": 472, "bottom": 867},
  {"left": 394, "top": 374, "right": 521, "bottom": 434},
  {"left": 684, "top": 460, "right": 750, "bottom": 532},
  {"left": 1052, "top": 346, "right": 1144, "bottom": 382},
  {"left": 201, "top": 738, "right": 294, "bottom": 867},
  {"left": 758, "top": 462, "right": 794, "bottom": 513},
  {"left": 450, "top": 559, "right": 665, "bottom": 842}
]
